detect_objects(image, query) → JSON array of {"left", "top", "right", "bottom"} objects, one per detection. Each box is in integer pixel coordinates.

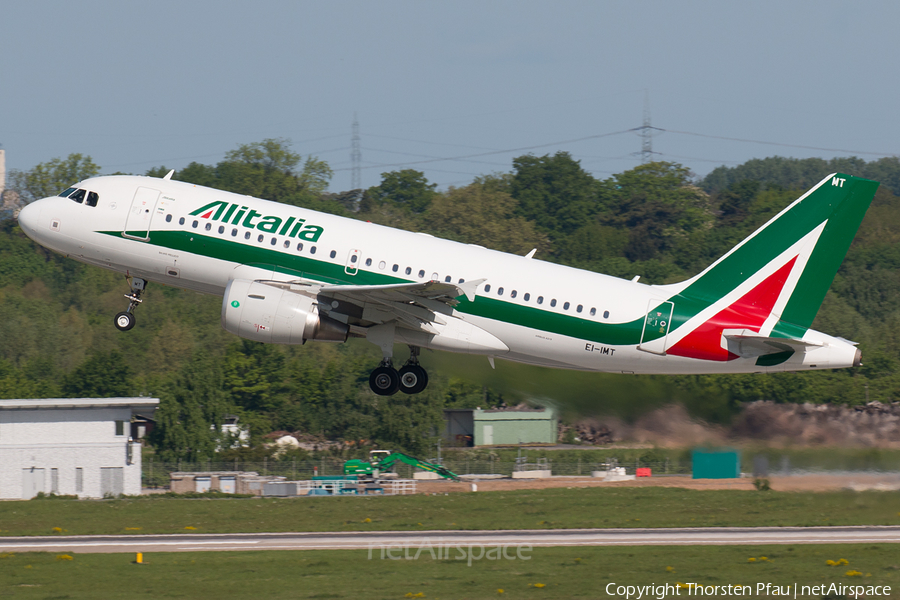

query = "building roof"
[{"left": 0, "top": 397, "right": 159, "bottom": 411}]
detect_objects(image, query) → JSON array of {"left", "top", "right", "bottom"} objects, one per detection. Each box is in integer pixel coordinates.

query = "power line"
[
  {"left": 661, "top": 128, "right": 898, "bottom": 158},
  {"left": 332, "top": 127, "right": 638, "bottom": 172}
]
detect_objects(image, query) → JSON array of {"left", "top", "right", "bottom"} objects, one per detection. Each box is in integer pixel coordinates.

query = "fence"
[{"left": 142, "top": 458, "right": 692, "bottom": 488}]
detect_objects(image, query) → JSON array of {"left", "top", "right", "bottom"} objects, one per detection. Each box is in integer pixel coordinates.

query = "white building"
[{"left": 0, "top": 397, "right": 159, "bottom": 499}]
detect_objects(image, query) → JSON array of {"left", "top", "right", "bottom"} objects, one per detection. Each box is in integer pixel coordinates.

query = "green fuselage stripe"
[{"left": 108, "top": 229, "right": 649, "bottom": 346}]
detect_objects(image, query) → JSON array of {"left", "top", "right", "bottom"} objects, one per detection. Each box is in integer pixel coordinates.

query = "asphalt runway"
[{"left": 1, "top": 526, "right": 899, "bottom": 554}]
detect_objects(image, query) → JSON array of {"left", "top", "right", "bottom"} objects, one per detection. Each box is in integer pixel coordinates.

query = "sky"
[{"left": 2, "top": 1, "right": 899, "bottom": 193}]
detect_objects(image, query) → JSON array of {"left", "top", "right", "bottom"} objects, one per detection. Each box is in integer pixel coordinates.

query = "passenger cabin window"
[
  {"left": 444, "top": 276, "right": 451, "bottom": 283},
  {"left": 576, "top": 304, "right": 583, "bottom": 313},
  {"left": 257, "top": 234, "right": 264, "bottom": 242},
  {"left": 270, "top": 237, "right": 277, "bottom": 246},
  {"left": 85, "top": 192, "right": 99, "bottom": 207},
  {"left": 244, "top": 231, "right": 251, "bottom": 240},
  {"left": 69, "top": 189, "right": 86, "bottom": 204},
  {"left": 330, "top": 250, "right": 337, "bottom": 259},
  {"left": 218, "top": 225, "right": 225, "bottom": 234},
  {"left": 179, "top": 217, "right": 185, "bottom": 225},
  {"left": 498, "top": 287, "right": 504, "bottom": 296},
  {"left": 511, "top": 290, "right": 517, "bottom": 298},
  {"left": 550, "top": 299, "right": 557, "bottom": 307},
  {"left": 603, "top": 310, "right": 610, "bottom": 319},
  {"left": 310, "top": 246, "right": 317, "bottom": 254},
  {"left": 166, "top": 214, "right": 173, "bottom": 223},
  {"left": 537, "top": 296, "right": 544, "bottom": 304},
  {"left": 205, "top": 223, "right": 212, "bottom": 231},
  {"left": 405, "top": 267, "right": 412, "bottom": 275},
  {"left": 283, "top": 240, "right": 290, "bottom": 248},
  {"left": 418, "top": 269, "right": 425, "bottom": 278},
  {"left": 352, "top": 255, "right": 359, "bottom": 263},
  {"left": 297, "top": 243, "right": 304, "bottom": 251},
  {"left": 232, "top": 228, "right": 238, "bottom": 237},
  {"left": 524, "top": 293, "right": 530, "bottom": 301},
  {"left": 365, "top": 258, "right": 372, "bottom": 266},
  {"left": 392, "top": 264, "right": 399, "bottom": 272},
  {"left": 484, "top": 284, "right": 491, "bottom": 293},
  {"left": 563, "top": 302, "right": 570, "bottom": 310},
  {"left": 379, "top": 261, "right": 386, "bottom": 270},
  {"left": 192, "top": 220, "right": 198, "bottom": 228}
]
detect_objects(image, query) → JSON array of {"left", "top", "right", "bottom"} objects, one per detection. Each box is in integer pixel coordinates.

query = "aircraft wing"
[
  {"left": 316, "top": 278, "right": 486, "bottom": 333},
  {"left": 722, "top": 329, "right": 824, "bottom": 358}
]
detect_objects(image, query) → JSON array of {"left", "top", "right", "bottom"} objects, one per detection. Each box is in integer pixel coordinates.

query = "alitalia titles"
[{"left": 189, "top": 200, "right": 324, "bottom": 242}]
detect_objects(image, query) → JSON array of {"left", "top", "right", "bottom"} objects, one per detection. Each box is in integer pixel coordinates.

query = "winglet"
[
  {"left": 163, "top": 170, "right": 175, "bottom": 180},
  {"left": 525, "top": 248, "right": 537, "bottom": 259},
  {"left": 457, "top": 278, "right": 486, "bottom": 302}
]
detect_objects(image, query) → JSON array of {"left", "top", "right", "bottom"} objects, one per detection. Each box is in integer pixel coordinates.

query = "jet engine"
[{"left": 222, "top": 279, "right": 348, "bottom": 344}]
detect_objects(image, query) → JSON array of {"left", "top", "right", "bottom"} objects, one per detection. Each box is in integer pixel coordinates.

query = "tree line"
[{"left": 2, "top": 141, "right": 900, "bottom": 459}]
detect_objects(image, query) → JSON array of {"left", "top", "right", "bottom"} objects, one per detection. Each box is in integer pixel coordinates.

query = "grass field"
[
  {"left": 1, "top": 544, "right": 898, "bottom": 599},
  {"left": 1, "top": 488, "right": 899, "bottom": 536}
]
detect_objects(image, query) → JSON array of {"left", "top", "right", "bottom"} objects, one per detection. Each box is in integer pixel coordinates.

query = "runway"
[{"left": 1, "top": 526, "right": 899, "bottom": 554}]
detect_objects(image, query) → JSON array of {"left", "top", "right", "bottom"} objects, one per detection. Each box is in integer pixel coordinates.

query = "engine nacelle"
[{"left": 222, "top": 279, "right": 348, "bottom": 344}]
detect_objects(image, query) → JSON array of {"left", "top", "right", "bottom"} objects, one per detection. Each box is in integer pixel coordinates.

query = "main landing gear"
[
  {"left": 369, "top": 346, "right": 429, "bottom": 396},
  {"left": 114, "top": 277, "right": 146, "bottom": 332}
]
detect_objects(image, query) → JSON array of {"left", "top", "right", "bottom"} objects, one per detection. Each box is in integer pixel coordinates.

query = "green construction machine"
[{"left": 343, "top": 450, "right": 460, "bottom": 481}]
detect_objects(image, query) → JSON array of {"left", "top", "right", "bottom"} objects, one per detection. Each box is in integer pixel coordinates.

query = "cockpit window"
[
  {"left": 69, "top": 189, "right": 86, "bottom": 204},
  {"left": 85, "top": 192, "right": 99, "bottom": 207},
  {"left": 58, "top": 188, "right": 77, "bottom": 198}
]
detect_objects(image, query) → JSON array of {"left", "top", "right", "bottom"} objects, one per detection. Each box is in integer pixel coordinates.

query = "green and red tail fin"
[{"left": 660, "top": 173, "right": 878, "bottom": 360}]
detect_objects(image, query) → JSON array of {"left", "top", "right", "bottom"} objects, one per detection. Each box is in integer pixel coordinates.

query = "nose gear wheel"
[{"left": 115, "top": 276, "right": 146, "bottom": 331}]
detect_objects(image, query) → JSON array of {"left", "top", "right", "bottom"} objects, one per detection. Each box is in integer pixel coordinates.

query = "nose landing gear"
[{"left": 114, "top": 277, "right": 146, "bottom": 332}]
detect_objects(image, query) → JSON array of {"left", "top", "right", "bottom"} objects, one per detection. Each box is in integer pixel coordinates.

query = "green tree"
[
  {"left": 599, "top": 162, "right": 713, "bottom": 263},
  {"left": 223, "top": 340, "right": 288, "bottom": 427},
  {"left": 511, "top": 152, "right": 600, "bottom": 236},
  {"left": 151, "top": 139, "right": 334, "bottom": 209},
  {"left": 8, "top": 154, "right": 100, "bottom": 204},
  {"left": 422, "top": 177, "right": 550, "bottom": 255},
  {"left": 61, "top": 350, "right": 133, "bottom": 397},
  {"left": 363, "top": 169, "right": 437, "bottom": 214},
  {"left": 150, "top": 352, "right": 228, "bottom": 461}
]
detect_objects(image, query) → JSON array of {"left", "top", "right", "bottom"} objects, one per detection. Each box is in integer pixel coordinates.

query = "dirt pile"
[
  {"left": 731, "top": 400, "right": 900, "bottom": 447},
  {"left": 563, "top": 401, "right": 900, "bottom": 448}
]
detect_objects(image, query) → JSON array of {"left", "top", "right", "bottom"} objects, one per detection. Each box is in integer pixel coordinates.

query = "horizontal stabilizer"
[{"left": 722, "top": 329, "right": 822, "bottom": 358}]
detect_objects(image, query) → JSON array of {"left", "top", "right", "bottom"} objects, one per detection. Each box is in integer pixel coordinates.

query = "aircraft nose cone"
[
  {"left": 18, "top": 200, "right": 47, "bottom": 244},
  {"left": 17, "top": 200, "right": 41, "bottom": 236}
]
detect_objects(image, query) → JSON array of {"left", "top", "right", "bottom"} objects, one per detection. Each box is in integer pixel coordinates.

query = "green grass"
[
  {"left": 1, "top": 544, "right": 899, "bottom": 599},
  {"left": 2, "top": 488, "right": 899, "bottom": 536}
]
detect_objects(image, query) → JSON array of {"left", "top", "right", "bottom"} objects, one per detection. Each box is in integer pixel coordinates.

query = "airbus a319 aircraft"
[{"left": 17, "top": 171, "right": 878, "bottom": 396}]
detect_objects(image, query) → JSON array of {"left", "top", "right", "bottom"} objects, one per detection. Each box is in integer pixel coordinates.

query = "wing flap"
[{"left": 317, "top": 278, "right": 487, "bottom": 331}]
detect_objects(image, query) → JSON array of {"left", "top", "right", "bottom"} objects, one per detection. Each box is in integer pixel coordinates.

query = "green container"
[{"left": 692, "top": 448, "right": 740, "bottom": 479}]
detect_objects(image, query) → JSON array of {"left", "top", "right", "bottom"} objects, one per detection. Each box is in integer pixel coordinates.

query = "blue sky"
[{"left": 2, "top": 1, "right": 898, "bottom": 192}]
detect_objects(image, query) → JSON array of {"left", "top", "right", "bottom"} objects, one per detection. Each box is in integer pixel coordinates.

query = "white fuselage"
[{"left": 17, "top": 175, "right": 859, "bottom": 375}]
